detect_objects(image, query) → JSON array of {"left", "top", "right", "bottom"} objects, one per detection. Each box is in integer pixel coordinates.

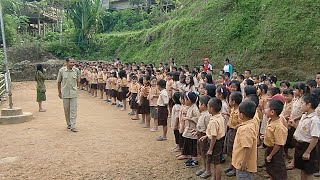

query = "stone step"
[
  {"left": 0, "top": 112, "right": 33, "bottom": 125},
  {"left": 1, "top": 107, "right": 23, "bottom": 116}
]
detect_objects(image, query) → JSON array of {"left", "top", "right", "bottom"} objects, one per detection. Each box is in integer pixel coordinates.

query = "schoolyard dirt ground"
[{"left": 0, "top": 81, "right": 301, "bottom": 180}]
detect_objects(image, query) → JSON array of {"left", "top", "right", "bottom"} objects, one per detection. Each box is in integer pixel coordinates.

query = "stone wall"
[{"left": 10, "top": 59, "right": 65, "bottom": 82}]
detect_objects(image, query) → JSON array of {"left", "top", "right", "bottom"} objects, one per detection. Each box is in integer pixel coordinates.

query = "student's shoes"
[
  {"left": 185, "top": 160, "right": 198, "bottom": 168},
  {"left": 224, "top": 167, "right": 233, "bottom": 173},
  {"left": 314, "top": 172, "right": 320, "bottom": 177},
  {"left": 195, "top": 169, "right": 205, "bottom": 176},
  {"left": 70, "top": 128, "right": 78, "bottom": 132},
  {"left": 67, "top": 125, "right": 71, "bottom": 129},
  {"left": 184, "top": 159, "right": 193, "bottom": 165},
  {"left": 150, "top": 128, "right": 157, "bottom": 132},
  {"left": 199, "top": 171, "right": 211, "bottom": 179},
  {"left": 258, "top": 163, "right": 265, "bottom": 168},
  {"left": 225, "top": 170, "right": 236, "bottom": 177},
  {"left": 220, "top": 156, "right": 226, "bottom": 164},
  {"left": 143, "top": 125, "right": 150, "bottom": 128},
  {"left": 285, "top": 154, "right": 292, "bottom": 160},
  {"left": 156, "top": 136, "right": 167, "bottom": 141}
]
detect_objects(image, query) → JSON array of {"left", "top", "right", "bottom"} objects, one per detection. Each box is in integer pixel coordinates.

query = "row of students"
[{"left": 78, "top": 62, "right": 320, "bottom": 179}]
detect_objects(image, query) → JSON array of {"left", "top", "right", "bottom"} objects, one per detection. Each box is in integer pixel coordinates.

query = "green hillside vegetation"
[{"left": 3, "top": 0, "right": 320, "bottom": 81}]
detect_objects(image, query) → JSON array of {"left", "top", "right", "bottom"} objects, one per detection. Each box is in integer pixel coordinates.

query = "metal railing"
[{"left": 0, "top": 74, "right": 6, "bottom": 99}]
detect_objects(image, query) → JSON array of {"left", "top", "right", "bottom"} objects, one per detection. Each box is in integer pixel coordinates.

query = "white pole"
[{"left": 0, "top": 2, "right": 13, "bottom": 109}]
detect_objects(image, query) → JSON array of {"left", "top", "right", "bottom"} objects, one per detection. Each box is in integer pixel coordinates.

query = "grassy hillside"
[{"left": 73, "top": 0, "right": 320, "bottom": 80}]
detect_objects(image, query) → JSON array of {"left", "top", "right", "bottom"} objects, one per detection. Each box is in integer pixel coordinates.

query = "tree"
[{"left": 66, "top": 0, "right": 103, "bottom": 47}]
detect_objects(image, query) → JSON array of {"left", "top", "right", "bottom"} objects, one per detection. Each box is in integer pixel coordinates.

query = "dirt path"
[{"left": 0, "top": 81, "right": 300, "bottom": 180}]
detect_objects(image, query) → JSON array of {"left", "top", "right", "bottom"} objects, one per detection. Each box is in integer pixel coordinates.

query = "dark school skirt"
[
  {"left": 179, "top": 133, "right": 185, "bottom": 149},
  {"left": 158, "top": 106, "right": 168, "bottom": 126},
  {"left": 208, "top": 137, "right": 224, "bottom": 165},
  {"left": 98, "top": 83, "right": 106, "bottom": 91},
  {"left": 224, "top": 128, "right": 237, "bottom": 157},
  {"left": 138, "top": 97, "right": 150, "bottom": 114},
  {"left": 130, "top": 93, "right": 139, "bottom": 109},
  {"left": 182, "top": 138, "right": 198, "bottom": 157},
  {"left": 265, "top": 146, "right": 287, "bottom": 180},
  {"left": 197, "top": 132, "right": 208, "bottom": 157},
  {"left": 120, "top": 87, "right": 129, "bottom": 100},
  {"left": 285, "top": 127, "right": 296, "bottom": 149},
  {"left": 91, "top": 83, "right": 98, "bottom": 90},
  {"left": 168, "top": 98, "right": 174, "bottom": 108},
  {"left": 294, "top": 141, "right": 319, "bottom": 174},
  {"left": 111, "top": 89, "right": 117, "bottom": 98},
  {"left": 105, "top": 89, "right": 111, "bottom": 96},
  {"left": 80, "top": 78, "right": 87, "bottom": 84},
  {"left": 174, "top": 130, "right": 180, "bottom": 145}
]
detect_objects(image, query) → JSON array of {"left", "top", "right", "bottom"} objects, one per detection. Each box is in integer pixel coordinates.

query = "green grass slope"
[{"left": 91, "top": 0, "right": 320, "bottom": 80}]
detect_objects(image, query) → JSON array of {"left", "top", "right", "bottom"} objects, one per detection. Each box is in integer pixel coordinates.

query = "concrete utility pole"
[
  {"left": 0, "top": 2, "right": 13, "bottom": 109},
  {"left": 0, "top": 2, "right": 33, "bottom": 125}
]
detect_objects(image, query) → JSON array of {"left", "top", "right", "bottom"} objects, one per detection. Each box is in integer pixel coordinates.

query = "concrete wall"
[
  {"left": 11, "top": 60, "right": 65, "bottom": 82},
  {"left": 110, "top": 1, "right": 133, "bottom": 10}
]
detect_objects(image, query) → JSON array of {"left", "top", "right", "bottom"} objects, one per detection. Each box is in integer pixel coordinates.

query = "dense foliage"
[{"left": 1, "top": 0, "right": 320, "bottom": 80}]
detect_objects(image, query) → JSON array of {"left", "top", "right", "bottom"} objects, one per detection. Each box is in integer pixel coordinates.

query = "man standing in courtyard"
[{"left": 57, "top": 57, "right": 80, "bottom": 132}]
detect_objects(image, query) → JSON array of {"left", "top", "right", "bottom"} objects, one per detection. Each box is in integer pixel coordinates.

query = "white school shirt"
[
  {"left": 171, "top": 104, "right": 181, "bottom": 129},
  {"left": 293, "top": 112, "right": 320, "bottom": 143}
]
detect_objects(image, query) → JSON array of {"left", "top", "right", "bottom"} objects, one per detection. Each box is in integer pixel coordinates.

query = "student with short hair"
[
  {"left": 97, "top": 67, "right": 105, "bottom": 99},
  {"left": 280, "top": 81, "right": 291, "bottom": 94},
  {"left": 128, "top": 75, "right": 140, "bottom": 120},
  {"left": 224, "top": 91, "right": 242, "bottom": 177},
  {"left": 148, "top": 76, "right": 160, "bottom": 131},
  {"left": 118, "top": 70, "right": 128, "bottom": 110},
  {"left": 316, "top": 72, "right": 320, "bottom": 88},
  {"left": 156, "top": 79, "right": 169, "bottom": 141},
  {"left": 138, "top": 76, "right": 151, "bottom": 128},
  {"left": 200, "top": 97, "right": 225, "bottom": 180},
  {"left": 281, "top": 88, "right": 295, "bottom": 159},
  {"left": 110, "top": 71, "right": 118, "bottom": 105},
  {"left": 194, "top": 95, "right": 211, "bottom": 178},
  {"left": 232, "top": 101, "right": 258, "bottom": 180},
  {"left": 290, "top": 94, "right": 320, "bottom": 180},
  {"left": 306, "top": 79, "right": 317, "bottom": 93},
  {"left": 264, "top": 99, "right": 288, "bottom": 180},
  {"left": 287, "top": 82, "right": 310, "bottom": 170}
]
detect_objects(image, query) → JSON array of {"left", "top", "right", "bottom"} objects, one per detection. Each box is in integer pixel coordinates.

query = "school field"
[{"left": 0, "top": 81, "right": 301, "bottom": 180}]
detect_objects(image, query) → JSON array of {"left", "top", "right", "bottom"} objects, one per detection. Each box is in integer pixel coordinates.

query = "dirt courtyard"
[{"left": 0, "top": 81, "right": 301, "bottom": 180}]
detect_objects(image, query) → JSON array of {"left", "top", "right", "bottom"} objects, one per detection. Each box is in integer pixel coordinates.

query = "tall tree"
[{"left": 66, "top": 0, "right": 103, "bottom": 45}]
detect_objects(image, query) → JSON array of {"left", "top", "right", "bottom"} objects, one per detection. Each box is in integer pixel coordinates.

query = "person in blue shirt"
[{"left": 223, "top": 58, "right": 233, "bottom": 79}]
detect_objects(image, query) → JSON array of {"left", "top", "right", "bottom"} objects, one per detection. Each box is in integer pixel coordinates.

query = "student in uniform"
[
  {"left": 97, "top": 67, "right": 106, "bottom": 99},
  {"left": 156, "top": 79, "right": 169, "bottom": 141},
  {"left": 128, "top": 75, "right": 140, "bottom": 120},
  {"left": 171, "top": 92, "right": 181, "bottom": 151},
  {"left": 182, "top": 92, "right": 201, "bottom": 168},
  {"left": 138, "top": 76, "right": 151, "bottom": 128},
  {"left": 224, "top": 91, "right": 242, "bottom": 177},
  {"left": 232, "top": 101, "right": 258, "bottom": 180},
  {"left": 264, "top": 99, "right": 288, "bottom": 180},
  {"left": 194, "top": 95, "right": 211, "bottom": 178},
  {"left": 199, "top": 97, "right": 225, "bottom": 180},
  {"left": 148, "top": 76, "right": 161, "bottom": 131},
  {"left": 287, "top": 83, "right": 310, "bottom": 170},
  {"left": 105, "top": 71, "right": 112, "bottom": 103},
  {"left": 118, "top": 70, "right": 128, "bottom": 111},
  {"left": 110, "top": 71, "right": 118, "bottom": 105},
  {"left": 290, "top": 94, "right": 320, "bottom": 180},
  {"left": 166, "top": 73, "right": 174, "bottom": 117},
  {"left": 91, "top": 68, "right": 98, "bottom": 97}
]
